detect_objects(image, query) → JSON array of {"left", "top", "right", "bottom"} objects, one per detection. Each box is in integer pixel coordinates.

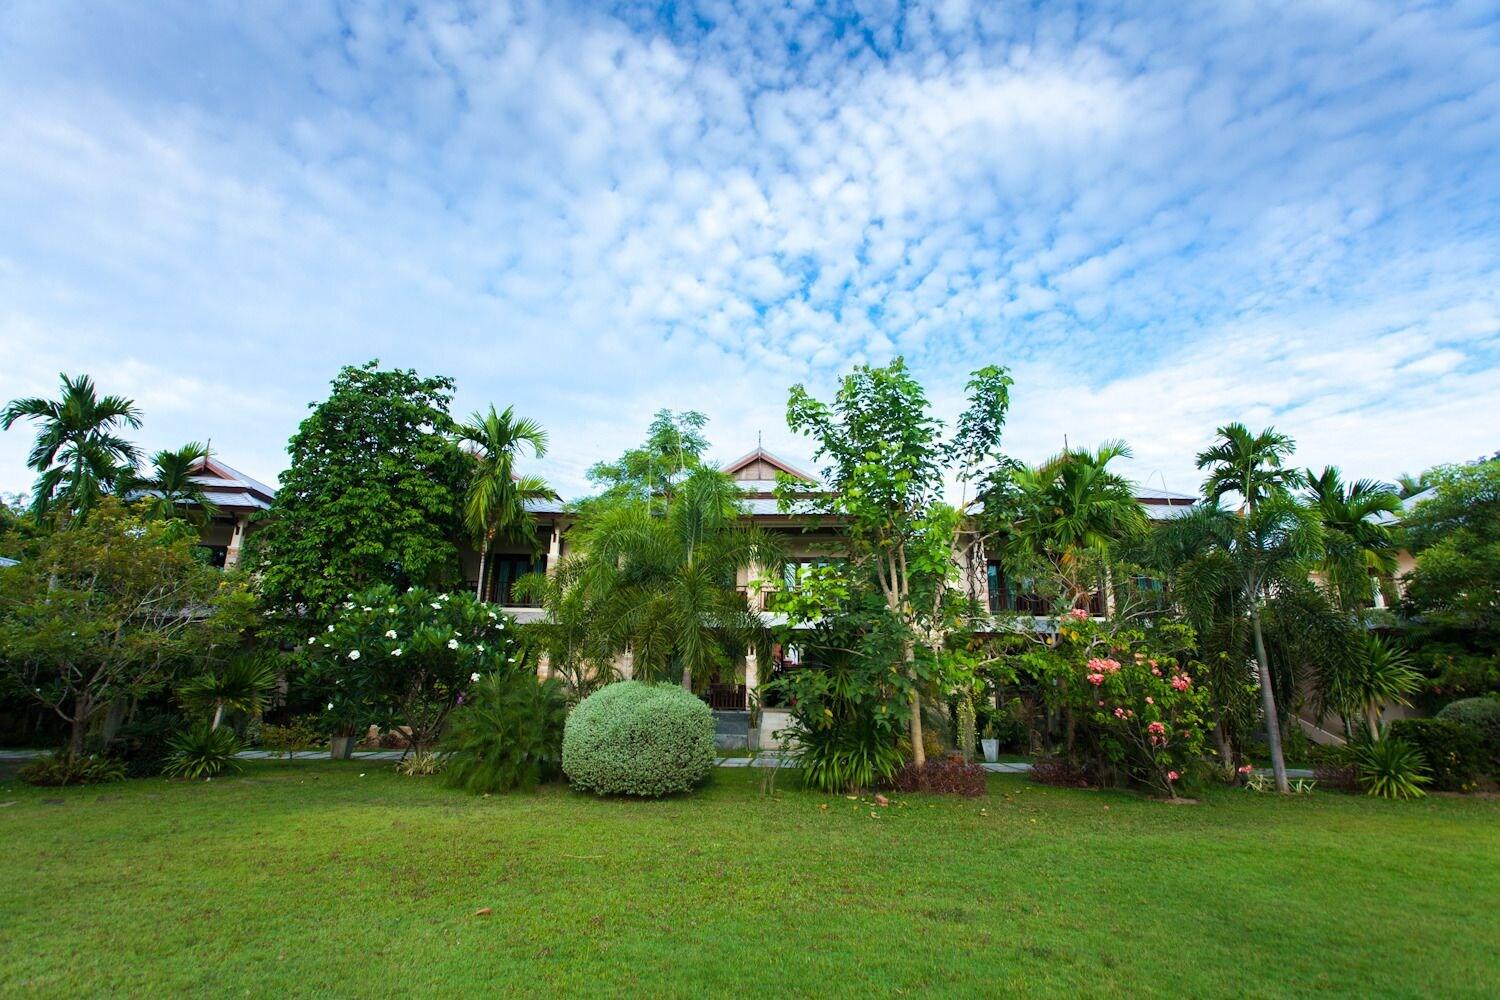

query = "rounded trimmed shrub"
[
  {"left": 1436, "top": 697, "right": 1500, "bottom": 771},
  {"left": 562, "top": 681, "right": 716, "bottom": 797}
]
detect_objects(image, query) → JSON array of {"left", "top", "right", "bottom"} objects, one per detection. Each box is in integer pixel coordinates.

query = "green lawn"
[{"left": 2, "top": 762, "right": 1496, "bottom": 998}]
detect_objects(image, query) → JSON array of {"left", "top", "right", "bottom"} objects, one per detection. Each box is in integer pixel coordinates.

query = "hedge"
[{"left": 562, "top": 681, "right": 716, "bottom": 797}]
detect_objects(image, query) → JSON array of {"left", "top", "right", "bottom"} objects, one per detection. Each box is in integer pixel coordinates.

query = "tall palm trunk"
[
  {"left": 1251, "top": 608, "right": 1289, "bottom": 793},
  {"left": 211, "top": 703, "right": 225, "bottom": 731},
  {"left": 1367, "top": 708, "right": 1381, "bottom": 743},
  {"left": 475, "top": 531, "right": 492, "bottom": 601},
  {"left": 681, "top": 665, "right": 692, "bottom": 692},
  {"left": 905, "top": 640, "right": 925, "bottom": 766}
]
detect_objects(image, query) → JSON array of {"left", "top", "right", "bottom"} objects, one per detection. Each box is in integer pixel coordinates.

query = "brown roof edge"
[{"left": 722, "top": 446, "right": 818, "bottom": 484}]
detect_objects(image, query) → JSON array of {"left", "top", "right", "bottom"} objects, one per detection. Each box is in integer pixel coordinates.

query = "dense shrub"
[
  {"left": 1436, "top": 697, "right": 1500, "bottom": 771},
  {"left": 1308, "top": 743, "right": 1358, "bottom": 791},
  {"left": 162, "top": 723, "right": 243, "bottom": 780},
  {"left": 1029, "top": 755, "right": 1094, "bottom": 789},
  {"left": 1350, "top": 735, "right": 1431, "bottom": 800},
  {"left": 443, "top": 671, "right": 567, "bottom": 794},
  {"left": 19, "top": 752, "right": 126, "bottom": 787},
  {"left": 786, "top": 712, "right": 907, "bottom": 795},
  {"left": 1389, "top": 718, "right": 1484, "bottom": 791},
  {"left": 562, "top": 682, "right": 715, "bottom": 797},
  {"left": 259, "top": 716, "right": 323, "bottom": 757},
  {"left": 892, "top": 755, "right": 987, "bottom": 796},
  {"left": 110, "top": 709, "right": 186, "bottom": 778},
  {"left": 396, "top": 751, "right": 444, "bottom": 777}
]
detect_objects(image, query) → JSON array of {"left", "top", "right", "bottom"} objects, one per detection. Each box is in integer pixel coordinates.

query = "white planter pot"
[{"left": 981, "top": 739, "right": 999, "bottom": 764}]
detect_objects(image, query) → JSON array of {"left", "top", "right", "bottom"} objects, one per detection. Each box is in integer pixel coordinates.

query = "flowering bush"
[
  {"left": 298, "top": 585, "right": 528, "bottom": 752},
  {"left": 1054, "top": 616, "right": 1213, "bottom": 797}
]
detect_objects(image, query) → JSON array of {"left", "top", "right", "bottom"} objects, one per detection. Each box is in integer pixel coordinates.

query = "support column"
[
  {"left": 224, "top": 514, "right": 249, "bottom": 569},
  {"left": 545, "top": 524, "right": 562, "bottom": 575}
]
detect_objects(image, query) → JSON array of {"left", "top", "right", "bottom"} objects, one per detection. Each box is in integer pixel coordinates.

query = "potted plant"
[
  {"left": 323, "top": 697, "right": 363, "bottom": 760},
  {"left": 981, "top": 719, "right": 1000, "bottom": 764}
]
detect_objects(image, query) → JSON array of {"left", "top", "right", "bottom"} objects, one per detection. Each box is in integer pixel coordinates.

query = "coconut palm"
[
  {"left": 455, "top": 406, "right": 557, "bottom": 601},
  {"left": 2, "top": 374, "right": 141, "bottom": 522},
  {"left": 1006, "top": 441, "right": 1147, "bottom": 610},
  {"left": 1197, "top": 423, "right": 1304, "bottom": 512},
  {"left": 1304, "top": 466, "right": 1401, "bottom": 611},
  {"left": 555, "top": 466, "right": 782, "bottom": 691},
  {"left": 130, "top": 443, "right": 218, "bottom": 524},
  {"left": 178, "top": 651, "right": 280, "bottom": 730}
]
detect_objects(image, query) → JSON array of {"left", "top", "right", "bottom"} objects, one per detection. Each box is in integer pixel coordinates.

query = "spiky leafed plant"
[
  {"left": 2, "top": 373, "right": 141, "bottom": 523},
  {"left": 1350, "top": 732, "right": 1430, "bottom": 800},
  {"left": 1006, "top": 440, "right": 1147, "bottom": 610},
  {"left": 553, "top": 466, "right": 782, "bottom": 691},
  {"left": 442, "top": 670, "right": 569, "bottom": 794},
  {"left": 455, "top": 405, "right": 557, "bottom": 601},
  {"left": 178, "top": 651, "right": 281, "bottom": 730},
  {"left": 130, "top": 442, "right": 219, "bottom": 524},
  {"left": 1304, "top": 466, "right": 1402, "bottom": 611},
  {"left": 163, "top": 722, "right": 243, "bottom": 780},
  {"left": 1197, "top": 422, "right": 1305, "bottom": 512},
  {"left": 1324, "top": 635, "right": 1421, "bottom": 741}
]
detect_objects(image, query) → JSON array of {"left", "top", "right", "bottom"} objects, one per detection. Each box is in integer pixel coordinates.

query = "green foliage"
[
  {"left": 543, "top": 465, "right": 778, "bottom": 690},
  {"left": 442, "top": 670, "right": 567, "bottom": 793},
  {"left": 1436, "top": 697, "right": 1500, "bottom": 769},
  {"left": 110, "top": 709, "right": 186, "bottom": 777},
  {"left": 1349, "top": 733, "right": 1431, "bottom": 800},
  {"left": 299, "top": 585, "right": 527, "bottom": 750},
  {"left": 2, "top": 372, "right": 142, "bottom": 523},
  {"left": 163, "top": 722, "right": 243, "bottom": 779},
  {"left": 1402, "top": 459, "right": 1500, "bottom": 649},
  {"left": 1322, "top": 636, "right": 1420, "bottom": 739},
  {"left": 1303, "top": 467, "right": 1401, "bottom": 611},
  {"left": 456, "top": 404, "right": 556, "bottom": 601},
  {"left": 1388, "top": 719, "right": 1484, "bottom": 792},
  {"left": 585, "top": 409, "right": 709, "bottom": 512},
  {"left": 1196, "top": 422, "right": 1304, "bottom": 509},
  {"left": 250, "top": 361, "right": 471, "bottom": 627},
  {"left": 19, "top": 752, "right": 126, "bottom": 786},
  {"left": 562, "top": 682, "right": 716, "bottom": 797},
  {"left": 177, "top": 650, "right": 280, "bottom": 729},
  {"left": 258, "top": 717, "right": 323, "bottom": 756},
  {"left": 130, "top": 442, "right": 218, "bottom": 524},
  {"left": 0, "top": 498, "right": 257, "bottom": 756}
]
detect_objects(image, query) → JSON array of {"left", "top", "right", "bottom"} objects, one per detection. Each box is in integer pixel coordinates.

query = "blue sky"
[{"left": 2, "top": 0, "right": 1498, "bottom": 500}]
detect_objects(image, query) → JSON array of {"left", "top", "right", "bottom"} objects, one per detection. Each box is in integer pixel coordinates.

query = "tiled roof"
[
  {"left": 722, "top": 446, "right": 818, "bottom": 484},
  {"left": 189, "top": 457, "right": 276, "bottom": 511}
]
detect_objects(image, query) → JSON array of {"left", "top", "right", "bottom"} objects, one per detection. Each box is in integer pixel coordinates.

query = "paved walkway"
[{"left": 1, "top": 748, "right": 1315, "bottom": 778}]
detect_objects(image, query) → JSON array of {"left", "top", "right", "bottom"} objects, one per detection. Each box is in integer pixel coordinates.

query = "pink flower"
[
  {"left": 1145, "top": 696, "right": 1154, "bottom": 705},
  {"left": 1087, "top": 657, "right": 1121, "bottom": 675},
  {"left": 1170, "top": 674, "right": 1191, "bottom": 691},
  {"left": 1134, "top": 652, "right": 1146, "bottom": 663},
  {"left": 1167, "top": 771, "right": 1180, "bottom": 782},
  {"left": 1238, "top": 764, "right": 1254, "bottom": 775},
  {"left": 1151, "top": 667, "right": 1162, "bottom": 677},
  {"left": 1069, "top": 608, "right": 1089, "bottom": 620},
  {"left": 1113, "top": 707, "right": 1127, "bottom": 719},
  {"left": 1087, "top": 673, "right": 1105, "bottom": 686},
  {"left": 1148, "top": 721, "right": 1166, "bottom": 735},
  {"left": 1097, "top": 700, "right": 1105, "bottom": 707}
]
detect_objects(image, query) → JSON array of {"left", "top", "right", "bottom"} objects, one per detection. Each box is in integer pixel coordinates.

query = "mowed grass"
[{"left": 2, "top": 762, "right": 1497, "bottom": 998}]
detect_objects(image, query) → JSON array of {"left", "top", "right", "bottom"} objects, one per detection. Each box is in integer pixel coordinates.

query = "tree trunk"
[
  {"left": 905, "top": 641, "right": 925, "bottom": 767},
  {"left": 1367, "top": 708, "right": 1381, "bottom": 743},
  {"left": 1212, "top": 720, "right": 1235, "bottom": 776},
  {"left": 1251, "top": 609, "right": 1289, "bottom": 793},
  {"left": 68, "top": 692, "right": 90, "bottom": 758},
  {"left": 211, "top": 703, "right": 225, "bottom": 731},
  {"left": 475, "top": 536, "right": 490, "bottom": 601},
  {"left": 681, "top": 665, "right": 692, "bottom": 692}
]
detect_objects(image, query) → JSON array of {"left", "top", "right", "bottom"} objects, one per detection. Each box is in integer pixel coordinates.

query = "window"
[
  {"left": 488, "top": 554, "right": 547, "bottom": 605},
  {"left": 199, "top": 544, "right": 228, "bottom": 568}
]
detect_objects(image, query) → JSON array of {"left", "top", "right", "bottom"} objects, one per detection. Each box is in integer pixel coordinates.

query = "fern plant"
[
  {"left": 163, "top": 722, "right": 243, "bottom": 780},
  {"left": 1351, "top": 734, "right": 1431, "bottom": 800},
  {"left": 443, "top": 670, "right": 567, "bottom": 794}
]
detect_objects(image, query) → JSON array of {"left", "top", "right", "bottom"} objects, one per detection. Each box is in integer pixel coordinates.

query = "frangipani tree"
[{"left": 301, "top": 585, "right": 527, "bottom": 753}]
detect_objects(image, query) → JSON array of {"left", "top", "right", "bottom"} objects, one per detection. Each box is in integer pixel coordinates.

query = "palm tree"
[
  {"left": 2, "top": 374, "right": 141, "bottom": 522},
  {"left": 1395, "top": 472, "right": 1431, "bottom": 499},
  {"left": 556, "top": 466, "right": 783, "bottom": 691},
  {"left": 131, "top": 443, "right": 218, "bottom": 524},
  {"left": 1007, "top": 441, "right": 1147, "bottom": 610},
  {"left": 1304, "top": 467, "right": 1401, "bottom": 611},
  {"left": 178, "top": 651, "right": 280, "bottom": 730},
  {"left": 1325, "top": 635, "right": 1421, "bottom": 741},
  {"left": 455, "top": 406, "right": 557, "bottom": 601},
  {"left": 1197, "top": 422, "right": 1304, "bottom": 512}
]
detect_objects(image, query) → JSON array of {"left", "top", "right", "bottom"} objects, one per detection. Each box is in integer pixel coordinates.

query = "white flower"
[
  {"left": 326, "top": 624, "right": 335, "bottom": 632},
  {"left": 327, "top": 702, "right": 334, "bottom": 710},
  {"left": 438, "top": 593, "right": 449, "bottom": 601},
  {"left": 430, "top": 603, "right": 442, "bottom": 610},
  {"left": 477, "top": 644, "right": 485, "bottom": 652},
  {"left": 388, "top": 607, "right": 396, "bottom": 613},
  {"left": 348, "top": 650, "right": 361, "bottom": 660},
  {"left": 447, "top": 638, "right": 459, "bottom": 650},
  {"left": 392, "top": 648, "right": 402, "bottom": 657},
  {"left": 307, "top": 636, "right": 316, "bottom": 644},
  {"left": 362, "top": 606, "right": 373, "bottom": 612},
  {"left": 470, "top": 672, "right": 480, "bottom": 683},
  {"left": 385, "top": 630, "right": 398, "bottom": 639}
]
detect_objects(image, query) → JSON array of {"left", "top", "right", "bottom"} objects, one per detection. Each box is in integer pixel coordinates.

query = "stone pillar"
[
  {"left": 224, "top": 514, "right": 249, "bottom": 569},
  {"left": 619, "top": 648, "right": 634, "bottom": 682},
  {"left": 545, "top": 525, "right": 562, "bottom": 575},
  {"left": 744, "top": 649, "right": 759, "bottom": 711}
]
